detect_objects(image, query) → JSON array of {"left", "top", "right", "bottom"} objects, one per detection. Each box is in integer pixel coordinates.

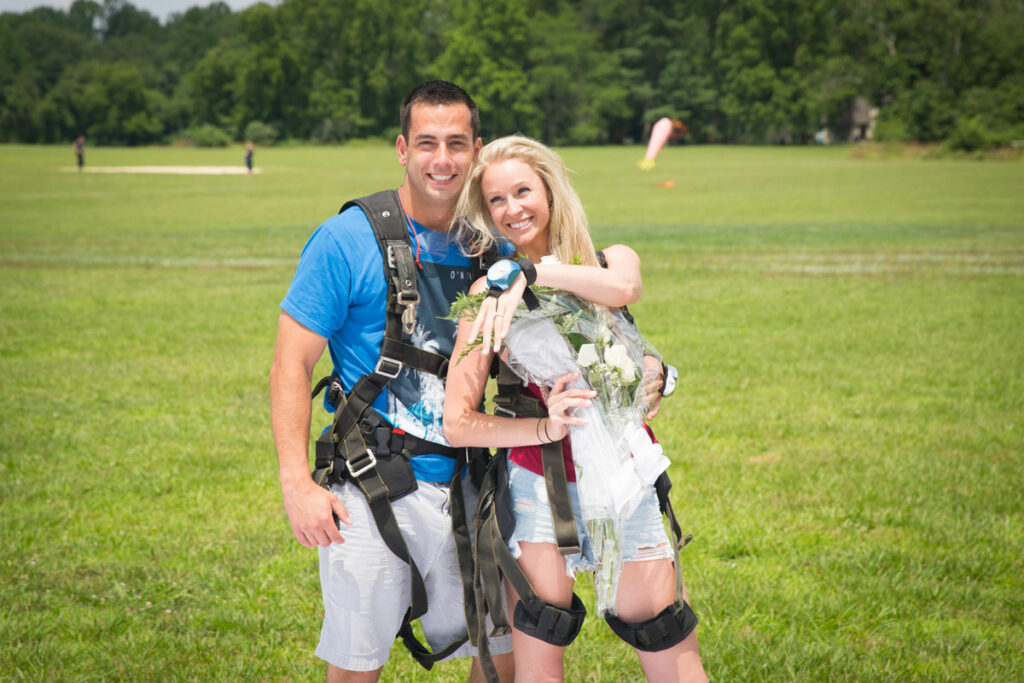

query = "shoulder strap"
[{"left": 342, "top": 190, "right": 420, "bottom": 335}]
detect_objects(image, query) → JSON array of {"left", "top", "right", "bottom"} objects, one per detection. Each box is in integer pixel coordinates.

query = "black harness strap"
[{"left": 595, "top": 249, "right": 636, "bottom": 326}]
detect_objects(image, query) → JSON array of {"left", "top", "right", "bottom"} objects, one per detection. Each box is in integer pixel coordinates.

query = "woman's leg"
[
  {"left": 505, "top": 541, "right": 576, "bottom": 683},
  {"left": 615, "top": 558, "right": 707, "bottom": 683}
]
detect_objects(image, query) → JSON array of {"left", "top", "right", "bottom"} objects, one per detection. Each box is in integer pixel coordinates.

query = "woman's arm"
[
  {"left": 470, "top": 244, "right": 643, "bottom": 353},
  {"left": 443, "top": 278, "right": 595, "bottom": 448},
  {"left": 535, "top": 243, "right": 642, "bottom": 308}
]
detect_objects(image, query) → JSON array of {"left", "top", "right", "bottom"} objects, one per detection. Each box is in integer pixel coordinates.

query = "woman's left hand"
[{"left": 466, "top": 274, "right": 528, "bottom": 353}]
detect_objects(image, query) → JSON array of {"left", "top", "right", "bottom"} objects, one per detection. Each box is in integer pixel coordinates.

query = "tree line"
[{"left": 1, "top": 0, "right": 1021, "bottom": 148}]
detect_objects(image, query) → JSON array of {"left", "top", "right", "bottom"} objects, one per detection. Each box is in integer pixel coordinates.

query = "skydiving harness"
[
  {"left": 469, "top": 253, "right": 698, "bottom": 682},
  {"left": 309, "top": 189, "right": 497, "bottom": 670}
]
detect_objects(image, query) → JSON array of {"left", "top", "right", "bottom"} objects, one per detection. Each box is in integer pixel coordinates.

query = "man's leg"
[
  {"left": 316, "top": 482, "right": 409, "bottom": 675},
  {"left": 326, "top": 664, "right": 383, "bottom": 683},
  {"left": 468, "top": 653, "right": 514, "bottom": 683}
]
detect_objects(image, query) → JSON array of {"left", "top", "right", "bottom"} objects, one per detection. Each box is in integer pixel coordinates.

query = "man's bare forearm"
[{"left": 270, "top": 358, "right": 315, "bottom": 489}]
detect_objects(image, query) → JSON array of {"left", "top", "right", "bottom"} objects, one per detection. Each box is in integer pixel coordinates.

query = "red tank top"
[{"left": 507, "top": 383, "right": 658, "bottom": 482}]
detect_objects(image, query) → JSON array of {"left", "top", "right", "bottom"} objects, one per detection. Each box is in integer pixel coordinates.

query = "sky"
[{"left": 0, "top": 0, "right": 278, "bottom": 22}]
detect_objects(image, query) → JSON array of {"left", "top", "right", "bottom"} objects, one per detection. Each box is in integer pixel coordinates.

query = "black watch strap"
[{"left": 515, "top": 258, "right": 537, "bottom": 286}]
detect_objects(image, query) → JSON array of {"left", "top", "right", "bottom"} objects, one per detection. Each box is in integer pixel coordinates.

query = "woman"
[{"left": 444, "top": 136, "right": 707, "bottom": 681}]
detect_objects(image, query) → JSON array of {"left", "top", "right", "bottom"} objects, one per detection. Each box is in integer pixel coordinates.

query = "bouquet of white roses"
[{"left": 452, "top": 284, "right": 670, "bottom": 616}]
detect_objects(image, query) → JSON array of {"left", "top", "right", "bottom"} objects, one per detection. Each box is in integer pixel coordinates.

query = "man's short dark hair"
[{"left": 401, "top": 80, "right": 479, "bottom": 141}]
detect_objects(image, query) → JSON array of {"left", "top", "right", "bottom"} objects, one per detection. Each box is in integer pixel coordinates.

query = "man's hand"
[
  {"left": 281, "top": 475, "right": 353, "bottom": 548},
  {"left": 640, "top": 354, "right": 665, "bottom": 421},
  {"left": 466, "top": 274, "right": 528, "bottom": 353}
]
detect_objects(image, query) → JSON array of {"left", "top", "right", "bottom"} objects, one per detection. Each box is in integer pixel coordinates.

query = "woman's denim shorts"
[{"left": 506, "top": 461, "right": 673, "bottom": 578}]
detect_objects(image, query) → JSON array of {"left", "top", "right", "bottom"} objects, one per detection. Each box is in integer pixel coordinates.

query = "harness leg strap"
[{"left": 540, "top": 441, "right": 581, "bottom": 556}]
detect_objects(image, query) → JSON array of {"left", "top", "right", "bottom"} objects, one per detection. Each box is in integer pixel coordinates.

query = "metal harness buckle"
[
  {"left": 374, "top": 356, "right": 403, "bottom": 379},
  {"left": 494, "top": 405, "right": 517, "bottom": 418},
  {"left": 346, "top": 449, "right": 377, "bottom": 478}
]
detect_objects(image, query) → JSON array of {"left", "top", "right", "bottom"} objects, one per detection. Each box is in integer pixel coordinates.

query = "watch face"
[
  {"left": 486, "top": 259, "right": 520, "bottom": 290},
  {"left": 662, "top": 364, "right": 678, "bottom": 396}
]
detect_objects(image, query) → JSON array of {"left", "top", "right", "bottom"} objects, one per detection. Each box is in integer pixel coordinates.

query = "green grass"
[{"left": 1, "top": 143, "right": 1022, "bottom": 681}]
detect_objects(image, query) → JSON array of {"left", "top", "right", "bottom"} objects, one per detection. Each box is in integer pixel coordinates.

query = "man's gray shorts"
[{"left": 316, "top": 476, "right": 513, "bottom": 672}]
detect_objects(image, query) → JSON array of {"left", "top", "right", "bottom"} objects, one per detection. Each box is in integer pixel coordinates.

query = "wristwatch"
[
  {"left": 486, "top": 259, "right": 522, "bottom": 293},
  {"left": 659, "top": 362, "right": 678, "bottom": 397}
]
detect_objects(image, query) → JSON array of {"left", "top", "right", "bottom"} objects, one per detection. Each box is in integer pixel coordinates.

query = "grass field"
[{"left": 1, "top": 142, "right": 1022, "bottom": 681}]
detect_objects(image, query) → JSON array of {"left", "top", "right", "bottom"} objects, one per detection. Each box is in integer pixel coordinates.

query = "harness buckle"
[
  {"left": 346, "top": 449, "right": 378, "bottom": 478},
  {"left": 397, "top": 289, "right": 420, "bottom": 306},
  {"left": 494, "top": 405, "right": 517, "bottom": 418},
  {"left": 401, "top": 302, "right": 417, "bottom": 335},
  {"left": 375, "top": 356, "right": 403, "bottom": 379}
]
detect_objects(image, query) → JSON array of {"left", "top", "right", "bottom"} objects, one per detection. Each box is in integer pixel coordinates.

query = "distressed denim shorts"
[{"left": 506, "top": 461, "right": 673, "bottom": 579}]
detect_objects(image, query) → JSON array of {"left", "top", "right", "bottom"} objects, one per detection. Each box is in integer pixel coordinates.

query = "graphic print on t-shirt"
[{"left": 383, "top": 226, "right": 475, "bottom": 446}]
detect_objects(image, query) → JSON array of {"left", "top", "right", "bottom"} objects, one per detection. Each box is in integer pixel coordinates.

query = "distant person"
[
  {"left": 73, "top": 136, "right": 85, "bottom": 172},
  {"left": 244, "top": 141, "right": 254, "bottom": 174},
  {"left": 637, "top": 118, "right": 687, "bottom": 170}
]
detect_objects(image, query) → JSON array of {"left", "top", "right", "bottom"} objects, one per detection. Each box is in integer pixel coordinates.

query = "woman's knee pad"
[
  {"left": 513, "top": 593, "right": 587, "bottom": 647},
  {"left": 604, "top": 601, "right": 697, "bottom": 652}
]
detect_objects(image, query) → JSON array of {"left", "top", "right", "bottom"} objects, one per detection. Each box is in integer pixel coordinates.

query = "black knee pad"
[
  {"left": 604, "top": 601, "right": 698, "bottom": 652},
  {"left": 513, "top": 593, "right": 587, "bottom": 647}
]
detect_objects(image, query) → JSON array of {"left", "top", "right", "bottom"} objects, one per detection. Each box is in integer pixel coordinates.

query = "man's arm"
[{"left": 269, "top": 311, "right": 351, "bottom": 548}]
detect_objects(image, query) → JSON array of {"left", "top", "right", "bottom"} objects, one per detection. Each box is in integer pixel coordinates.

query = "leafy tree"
[
  {"left": 163, "top": 2, "right": 236, "bottom": 78},
  {"left": 0, "top": 0, "right": 1020, "bottom": 146},
  {"left": 67, "top": 0, "right": 103, "bottom": 39},
  {"left": 100, "top": 0, "right": 160, "bottom": 40},
  {"left": 433, "top": 0, "right": 541, "bottom": 138},
  {"left": 183, "top": 41, "right": 244, "bottom": 131},
  {"left": 37, "top": 60, "right": 168, "bottom": 144}
]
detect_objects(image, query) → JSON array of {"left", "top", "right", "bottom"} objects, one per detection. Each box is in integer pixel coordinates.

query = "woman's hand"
[
  {"left": 542, "top": 373, "right": 597, "bottom": 441},
  {"left": 466, "top": 274, "right": 528, "bottom": 353}
]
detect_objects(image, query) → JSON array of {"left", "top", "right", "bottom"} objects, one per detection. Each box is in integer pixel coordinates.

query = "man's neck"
[{"left": 397, "top": 184, "right": 454, "bottom": 233}]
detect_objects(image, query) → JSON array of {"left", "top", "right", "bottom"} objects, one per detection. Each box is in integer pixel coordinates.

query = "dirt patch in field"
[{"left": 65, "top": 166, "right": 260, "bottom": 175}]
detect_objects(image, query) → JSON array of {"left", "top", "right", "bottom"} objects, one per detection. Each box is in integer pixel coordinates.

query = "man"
[
  {"left": 73, "top": 135, "right": 85, "bottom": 171},
  {"left": 269, "top": 81, "right": 513, "bottom": 682}
]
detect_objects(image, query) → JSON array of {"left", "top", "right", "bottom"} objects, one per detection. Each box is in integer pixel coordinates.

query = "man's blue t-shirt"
[{"left": 281, "top": 204, "right": 478, "bottom": 482}]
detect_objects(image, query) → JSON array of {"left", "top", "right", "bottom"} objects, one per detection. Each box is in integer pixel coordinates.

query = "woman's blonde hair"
[{"left": 453, "top": 135, "right": 598, "bottom": 267}]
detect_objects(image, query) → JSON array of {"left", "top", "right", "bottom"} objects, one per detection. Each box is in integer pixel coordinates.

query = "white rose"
[
  {"left": 576, "top": 343, "right": 599, "bottom": 368},
  {"left": 539, "top": 254, "right": 562, "bottom": 265},
  {"left": 604, "top": 344, "right": 636, "bottom": 378}
]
